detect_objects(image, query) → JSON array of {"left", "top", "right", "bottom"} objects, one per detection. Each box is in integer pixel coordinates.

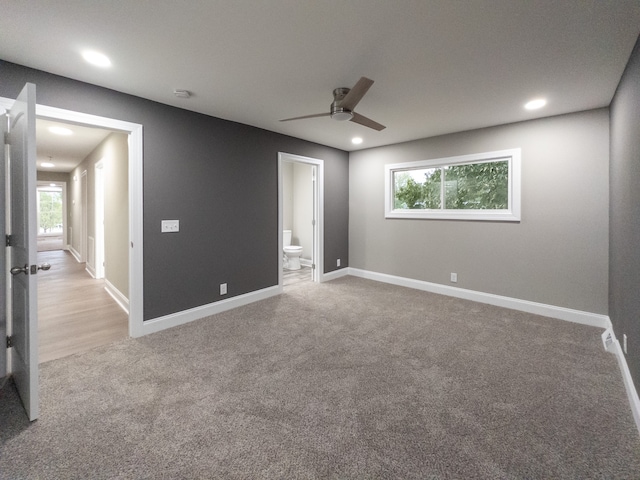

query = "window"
[
  {"left": 37, "top": 186, "right": 64, "bottom": 235},
  {"left": 385, "top": 149, "right": 521, "bottom": 221}
]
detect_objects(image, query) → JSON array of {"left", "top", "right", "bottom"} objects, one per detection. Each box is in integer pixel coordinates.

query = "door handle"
[
  {"left": 10, "top": 263, "right": 51, "bottom": 275},
  {"left": 10, "top": 264, "right": 29, "bottom": 275}
]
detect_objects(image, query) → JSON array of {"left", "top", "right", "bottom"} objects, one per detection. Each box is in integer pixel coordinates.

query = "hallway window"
[
  {"left": 385, "top": 148, "right": 521, "bottom": 221},
  {"left": 37, "top": 186, "right": 63, "bottom": 234}
]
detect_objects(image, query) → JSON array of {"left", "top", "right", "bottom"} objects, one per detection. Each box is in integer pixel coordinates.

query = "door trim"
[
  {"left": 278, "top": 152, "right": 324, "bottom": 289},
  {"left": 0, "top": 97, "right": 145, "bottom": 338}
]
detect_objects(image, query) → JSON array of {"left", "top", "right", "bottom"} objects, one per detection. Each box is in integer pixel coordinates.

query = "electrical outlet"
[
  {"left": 220, "top": 283, "right": 227, "bottom": 295},
  {"left": 623, "top": 334, "right": 628, "bottom": 354},
  {"left": 337, "top": 259, "right": 341, "bottom": 267},
  {"left": 161, "top": 220, "right": 179, "bottom": 233},
  {"left": 450, "top": 272, "right": 457, "bottom": 283}
]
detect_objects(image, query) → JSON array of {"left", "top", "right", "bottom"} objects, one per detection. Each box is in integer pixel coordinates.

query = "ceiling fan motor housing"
[{"left": 331, "top": 87, "right": 353, "bottom": 121}]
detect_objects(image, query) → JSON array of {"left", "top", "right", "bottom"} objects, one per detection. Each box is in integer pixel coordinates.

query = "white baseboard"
[
  {"left": 322, "top": 267, "right": 350, "bottom": 282},
  {"left": 68, "top": 246, "right": 81, "bottom": 263},
  {"left": 105, "top": 279, "right": 129, "bottom": 315},
  {"left": 85, "top": 265, "right": 96, "bottom": 279},
  {"left": 300, "top": 258, "right": 313, "bottom": 267},
  {"left": 348, "top": 268, "right": 611, "bottom": 329},
  {"left": 605, "top": 329, "right": 640, "bottom": 435},
  {"left": 140, "top": 285, "right": 281, "bottom": 336}
]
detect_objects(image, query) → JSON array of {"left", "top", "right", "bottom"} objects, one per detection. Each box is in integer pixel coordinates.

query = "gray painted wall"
[
  {"left": 350, "top": 109, "right": 609, "bottom": 314},
  {"left": 0, "top": 60, "right": 349, "bottom": 320},
  {"left": 610, "top": 34, "right": 640, "bottom": 396}
]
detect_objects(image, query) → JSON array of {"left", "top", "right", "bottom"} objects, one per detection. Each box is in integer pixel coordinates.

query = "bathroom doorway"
[{"left": 278, "top": 153, "right": 324, "bottom": 289}]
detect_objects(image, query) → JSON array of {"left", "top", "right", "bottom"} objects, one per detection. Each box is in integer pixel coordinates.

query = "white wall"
[{"left": 349, "top": 109, "right": 609, "bottom": 314}]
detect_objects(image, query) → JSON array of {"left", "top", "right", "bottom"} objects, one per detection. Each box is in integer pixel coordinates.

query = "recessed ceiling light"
[
  {"left": 41, "top": 162, "right": 55, "bottom": 168},
  {"left": 351, "top": 137, "right": 363, "bottom": 145},
  {"left": 48, "top": 126, "right": 73, "bottom": 136},
  {"left": 82, "top": 50, "right": 112, "bottom": 68},
  {"left": 524, "top": 98, "right": 547, "bottom": 110}
]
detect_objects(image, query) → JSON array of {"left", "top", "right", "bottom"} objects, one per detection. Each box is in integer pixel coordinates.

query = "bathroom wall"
[
  {"left": 281, "top": 161, "right": 313, "bottom": 261},
  {"left": 282, "top": 161, "right": 294, "bottom": 231},
  {"left": 292, "top": 162, "right": 313, "bottom": 261}
]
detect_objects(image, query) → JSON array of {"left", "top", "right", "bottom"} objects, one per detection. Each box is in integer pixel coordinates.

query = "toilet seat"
[{"left": 283, "top": 246, "right": 303, "bottom": 254}]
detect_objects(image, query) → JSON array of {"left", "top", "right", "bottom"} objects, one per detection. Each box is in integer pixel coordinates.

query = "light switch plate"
[{"left": 161, "top": 220, "right": 179, "bottom": 233}]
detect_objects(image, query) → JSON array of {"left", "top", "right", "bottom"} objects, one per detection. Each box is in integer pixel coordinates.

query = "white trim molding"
[
  {"left": 604, "top": 328, "right": 640, "bottom": 435},
  {"left": 68, "top": 245, "right": 82, "bottom": 263},
  {"left": 322, "top": 267, "right": 350, "bottom": 282},
  {"left": 105, "top": 280, "right": 130, "bottom": 315},
  {"left": 141, "top": 285, "right": 280, "bottom": 336},
  {"left": 348, "top": 268, "right": 610, "bottom": 329}
]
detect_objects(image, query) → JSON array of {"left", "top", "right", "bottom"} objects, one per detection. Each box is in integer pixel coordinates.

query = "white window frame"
[{"left": 384, "top": 148, "right": 521, "bottom": 222}]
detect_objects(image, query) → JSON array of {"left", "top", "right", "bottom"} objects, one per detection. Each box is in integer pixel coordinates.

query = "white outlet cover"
[{"left": 161, "top": 220, "right": 179, "bottom": 233}]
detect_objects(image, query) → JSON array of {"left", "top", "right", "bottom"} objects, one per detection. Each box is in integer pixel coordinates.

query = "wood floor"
[{"left": 37, "top": 250, "right": 128, "bottom": 363}]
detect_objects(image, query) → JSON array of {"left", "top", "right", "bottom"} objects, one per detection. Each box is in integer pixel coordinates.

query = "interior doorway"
[
  {"left": 278, "top": 152, "right": 324, "bottom": 289},
  {"left": 35, "top": 119, "right": 130, "bottom": 363}
]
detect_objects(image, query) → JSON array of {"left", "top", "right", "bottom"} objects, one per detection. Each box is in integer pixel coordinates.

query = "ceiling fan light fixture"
[{"left": 331, "top": 108, "right": 353, "bottom": 121}]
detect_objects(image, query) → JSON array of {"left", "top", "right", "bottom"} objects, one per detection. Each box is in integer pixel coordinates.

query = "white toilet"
[{"left": 283, "top": 230, "right": 303, "bottom": 270}]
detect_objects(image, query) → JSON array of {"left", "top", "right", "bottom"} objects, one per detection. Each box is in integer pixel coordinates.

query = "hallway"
[{"left": 37, "top": 250, "right": 128, "bottom": 363}]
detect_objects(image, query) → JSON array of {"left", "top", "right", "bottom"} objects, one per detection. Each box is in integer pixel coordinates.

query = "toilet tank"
[{"left": 283, "top": 230, "right": 292, "bottom": 246}]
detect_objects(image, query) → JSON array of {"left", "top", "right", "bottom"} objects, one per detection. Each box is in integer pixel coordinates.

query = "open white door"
[
  {"left": 1, "top": 96, "right": 7, "bottom": 379},
  {"left": 6, "top": 83, "right": 41, "bottom": 421}
]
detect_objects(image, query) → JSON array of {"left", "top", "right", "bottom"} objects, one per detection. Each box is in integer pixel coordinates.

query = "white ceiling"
[
  {"left": 1, "top": 1, "right": 639, "bottom": 152},
  {"left": 36, "top": 119, "right": 113, "bottom": 172}
]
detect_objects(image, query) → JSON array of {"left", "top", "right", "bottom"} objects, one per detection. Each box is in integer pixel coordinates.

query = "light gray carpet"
[{"left": 1, "top": 276, "right": 640, "bottom": 479}]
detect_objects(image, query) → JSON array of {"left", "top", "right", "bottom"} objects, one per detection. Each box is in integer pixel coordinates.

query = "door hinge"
[
  {"left": 6, "top": 336, "right": 13, "bottom": 348},
  {"left": 6, "top": 234, "right": 13, "bottom": 247},
  {"left": 311, "top": 219, "right": 316, "bottom": 226},
  {"left": 4, "top": 131, "right": 9, "bottom": 146},
  {"left": 312, "top": 264, "right": 316, "bottom": 269}
]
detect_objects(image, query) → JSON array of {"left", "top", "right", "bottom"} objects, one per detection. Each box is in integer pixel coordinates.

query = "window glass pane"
[
  {"left": 443, "top": 161, "right": 508, "bottom": 210},
  {"left": 38, "top": 189, "right": 63, "bottom": 234},
  {"left": 393, "top": 168, "right": 441, "bottom": 209}
]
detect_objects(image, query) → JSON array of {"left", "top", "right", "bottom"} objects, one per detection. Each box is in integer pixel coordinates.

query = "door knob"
[
  {"left": 38, "top": 263, "right": 51, "bottom": 271},
  {"left": 10, "top": 264, "right": 29, "bottom": 275}
]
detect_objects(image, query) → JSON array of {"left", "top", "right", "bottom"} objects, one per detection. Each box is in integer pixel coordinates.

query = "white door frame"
[
  {"left": 0, "top": 97, "right": 145, "bottom": 338},
  {"left": 278, "top": 152, "right": 324, "bottom": 288},
  {"left": 80, "top": 170, "right": 87, "bottom": 263},
  {"left": 94, "top": 160, "right": 105, "bottom": 279}
]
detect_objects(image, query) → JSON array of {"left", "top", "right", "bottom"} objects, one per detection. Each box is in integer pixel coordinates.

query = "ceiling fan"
[{"left": 280, "top": 77, "right": 386, "bottom": 131}]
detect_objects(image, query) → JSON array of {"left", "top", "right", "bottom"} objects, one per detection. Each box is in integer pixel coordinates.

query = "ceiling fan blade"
[
  {"left": 350, "top": 112, "right": 386, "bottom": 131},
  {"left": 339, "top": 77, "right": 374, "bottom": 111},
  {"left": 280, "top": 113, "right": 331, "bottom": 122}
]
